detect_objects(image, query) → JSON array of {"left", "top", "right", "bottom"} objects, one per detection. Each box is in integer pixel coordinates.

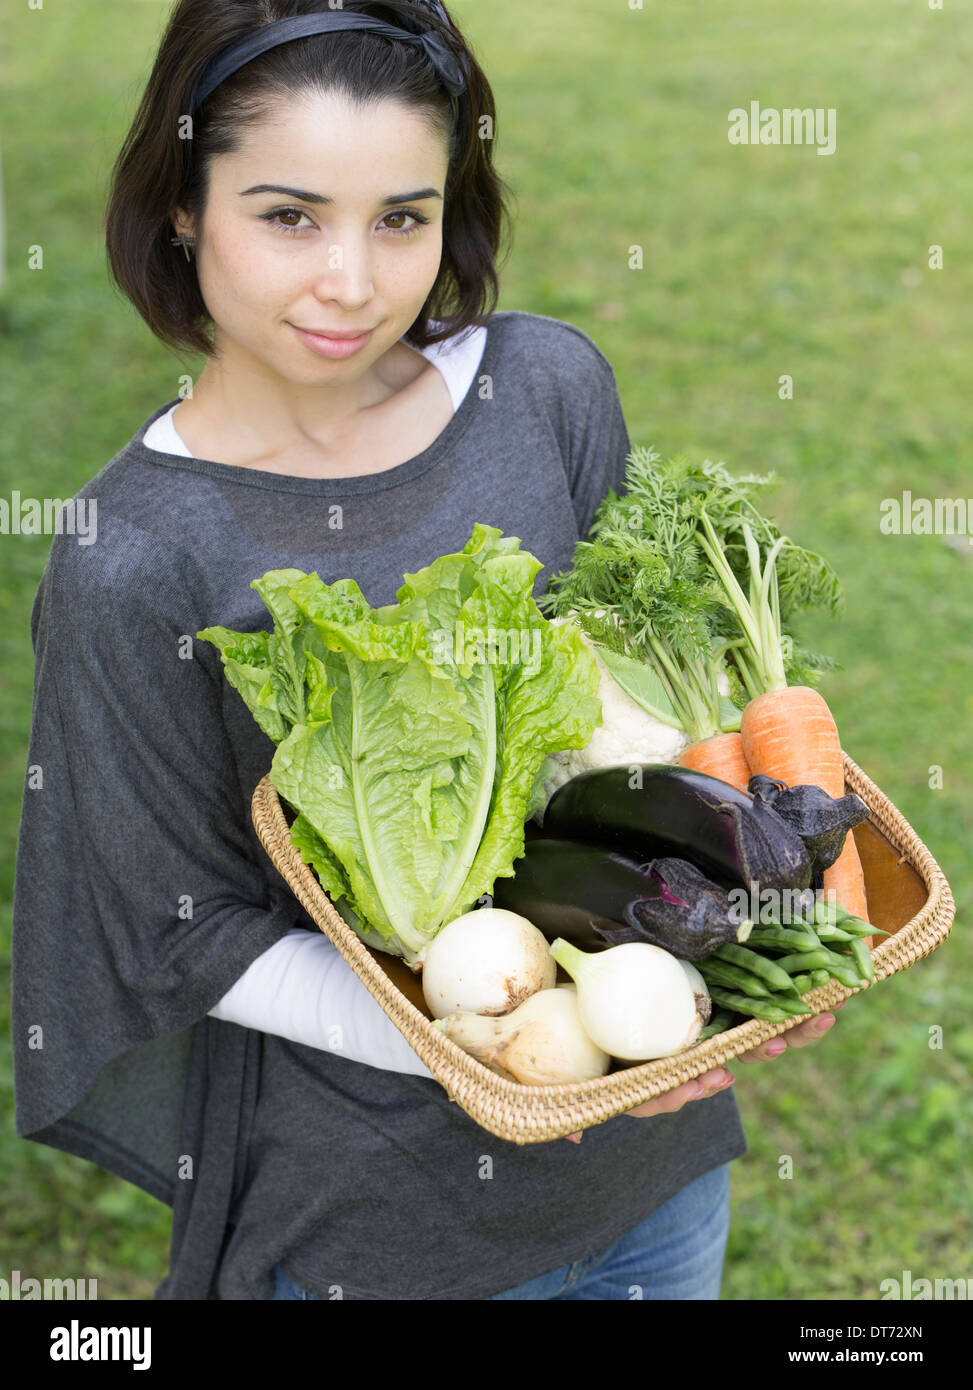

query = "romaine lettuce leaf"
[
  {"left": 197, "top": 528, "right": 602, "bottom": 963},
  {"left": 270, "top": 647, "right": 478, "bottom": 956},
  {"left": 288, "top": 812, "right": 353, "bottom": 904},
  {"left": 193, "top": 625, "right": 291, "bottom": 745}
]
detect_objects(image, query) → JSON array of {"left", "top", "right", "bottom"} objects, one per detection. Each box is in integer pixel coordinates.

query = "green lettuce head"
[{"left": 198, "top": 526, "right": 602, "bottom": 963}]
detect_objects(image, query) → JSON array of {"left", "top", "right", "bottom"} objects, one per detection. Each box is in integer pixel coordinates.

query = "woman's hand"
[
  {"left": 562, "top": 1069, "right": 735, "bottom": 1142},
  {"left": 563, "top": 1002, "right": 845, "bottom": 1142},
  {"left": 733, "top": 1000, "right": 845, "bottom": 1063}
]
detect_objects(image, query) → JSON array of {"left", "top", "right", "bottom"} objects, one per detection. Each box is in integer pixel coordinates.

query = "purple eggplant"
[
  {"left": 747, "top": 774, "right": 871, "bottom": 877},
  {"left": 492, "top": 838, "right": 752, "bottom": 961},
  {"left": 542, "top": 764, "right": 812, "bottom": 892}
]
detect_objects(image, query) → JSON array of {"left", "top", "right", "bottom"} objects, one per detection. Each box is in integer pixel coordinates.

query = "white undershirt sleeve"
[{"left": 208, "top": 928, "right": 435, "bottom": 1080}]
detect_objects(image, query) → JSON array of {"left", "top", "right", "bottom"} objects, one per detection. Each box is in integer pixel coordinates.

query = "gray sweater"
[{"left": 12, "top": 309, "right": 747, "bottom": 1300}]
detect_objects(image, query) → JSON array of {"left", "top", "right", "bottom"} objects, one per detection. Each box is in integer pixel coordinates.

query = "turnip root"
[
  {"left": 550, "top": 939, "right": 706, "bottom": 1061},
  {"left": 435, "top": 987, "right": 610, "bottom": 1084},
  {"left": 421, "top": 908, "right": 556, "bottom": 1018}
]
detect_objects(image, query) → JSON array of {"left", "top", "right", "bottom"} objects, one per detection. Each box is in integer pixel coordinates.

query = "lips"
[
  {"left": 295, "top": 326, "right": 376, "bottom": 340},
  {"left": 291, "top": 324, "right": 375, "bottom": 360}
]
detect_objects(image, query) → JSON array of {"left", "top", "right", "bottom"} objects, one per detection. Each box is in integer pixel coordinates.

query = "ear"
[{"left": 171, "top": 207, "right": 195, "bottom": 240}]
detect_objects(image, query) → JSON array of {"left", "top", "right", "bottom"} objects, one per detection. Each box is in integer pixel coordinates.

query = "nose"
[{"left": 310, "top": 230, "right": 375, "bottom": 308}]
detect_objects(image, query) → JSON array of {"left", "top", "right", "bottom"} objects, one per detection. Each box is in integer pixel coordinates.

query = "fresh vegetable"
[
  {"left": 615, "top": 857, "right": 758, "bottom": 959},
  {"left": 543, "top": 446, "right": 869, "bottom": 925},
  {"left": 542, "top": 764, "right": 812, "bottom": 893},
  {"left": 696, "top": 956, "right": 772, "bottom": 998},
  {"left": 766, "top": 945, "right": 865, "bottom": 992},
  {"left": 542, "top": 450, "right": 839, "bottom": 781},
  {"left": 549, "top": 939, "right": 706, "bottom": 1061},
  {"left": 678, "top": 732, "right": 752, "bottom": 794},
  {"left": 710, "top": 942, "right": 803, "bottom": 996},
  {"left": 434, "top": 986, "right": 611, "bottom": 1085},
  {"left": 811, "top": 922, "right": 858, "bottom": 943},
  {"left": 845, "top": 936, "right": 876, "bottom": 985},
  {"left": 767, "top": 948, "right": 840, "bottom": 975},
  {"left": 675, "top": 958, "right": 713, "bottom": 1026},
  {"left": 704, "top": 987, "right": 805, "bottom": 1024},
  {"left": 420, "top": 908, "right": 556, "bottom": 1018},
  {"left": 197, "top": 525, "right": 602, "bottom": 964},
  {"left": 747, "top": 702, "right": 870, "bottom": 930},
  {"left": 680, "top": 471, "right": 869, "bottom": 927},
  {"left": 540, "top": 452, "right": 745, "bottom": 758},
  {"left": 811, "top": 900, "right": 882, "bottom": 935},
  {"left": 683, "top": 456, "right": 840, "bottom": 701},
  {"left": 695, "top": 899, "right": 880, "bottom": 1026},
  {"left": 537, "top": 621, "right": 690, "bottom": 806},
  {"left": 747, "top": 775, "right": 871, "bottom": 878},
  {"left": 740, "top": 689, "right": 869, "bottom": 922},
  {"left": 747, "top": 925, "right": 822, "bottom": 953},
  {"left": 490, "top": 839, "right": 753, "bottom": 960}
]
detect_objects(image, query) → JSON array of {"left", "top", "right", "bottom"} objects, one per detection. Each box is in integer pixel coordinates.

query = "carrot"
[
  {"left": 741, "top": 686, "right": 870, "bottom": 926},
  {"left": 741, "top": 687, "right": 844, "bottom": 796},
  {"left": 678, "top": 732, "right": 751, "bottom": 794},
  {"left": 823, "top": 835, "right": 871, "bottom": 945}
]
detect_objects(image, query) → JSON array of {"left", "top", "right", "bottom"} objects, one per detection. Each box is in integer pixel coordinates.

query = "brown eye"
[
  {"left": 259, "top": 207, "right": 312, "bottom": 236},
  {"left": 381, "top": 210, "right": 431, "bottom": 237}
]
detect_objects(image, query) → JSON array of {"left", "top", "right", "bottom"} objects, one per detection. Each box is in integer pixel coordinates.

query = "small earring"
[{"left": 170, "top": 234, "right": 195, "bottom": 262}]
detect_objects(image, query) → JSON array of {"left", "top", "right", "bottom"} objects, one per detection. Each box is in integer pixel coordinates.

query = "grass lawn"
[{"left": 1, "top": 0, "right": 970, "bottom": 1300}]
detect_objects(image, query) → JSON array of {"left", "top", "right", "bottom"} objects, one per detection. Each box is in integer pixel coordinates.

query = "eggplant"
[
  {"left": 492, "top": 838, "right": 752, "bottom": 961},
  {"left": 747, "top": 774, "right": 871, "bottom": 877},
  {"left": 542, "top": 764, "right": 812, "bottom": 892}
]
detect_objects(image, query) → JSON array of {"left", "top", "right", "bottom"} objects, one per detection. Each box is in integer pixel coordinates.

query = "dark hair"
[{"left": 104, "top": 0, "right": 515, "bottom": 358}]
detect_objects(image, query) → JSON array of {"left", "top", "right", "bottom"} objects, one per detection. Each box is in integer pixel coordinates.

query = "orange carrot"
[
  {"left": 678, "top": 732, "right": 751, "bottom": 794},
  {"left": 741, "top": 686, "right": 870, "bottom": 926},
  {"left": 741, "top": 687, "right": 844, "bottom": 797},
  {"left": 823, "top": 835, "right": 871, "bottom": 945}
]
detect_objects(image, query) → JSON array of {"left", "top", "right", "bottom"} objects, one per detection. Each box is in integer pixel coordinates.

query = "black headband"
[{"left": 189, "top": 9, "right": 468, "bottom": 116}]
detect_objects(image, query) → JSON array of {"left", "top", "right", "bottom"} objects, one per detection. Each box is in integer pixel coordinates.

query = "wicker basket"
[{"left": 251, "top": 753, "right": 955, "bottom": 1145}]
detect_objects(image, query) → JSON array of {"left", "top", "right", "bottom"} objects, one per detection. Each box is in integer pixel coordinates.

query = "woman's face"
[{"left": 177, "top": 91, "right": 450, "bottom": 380}]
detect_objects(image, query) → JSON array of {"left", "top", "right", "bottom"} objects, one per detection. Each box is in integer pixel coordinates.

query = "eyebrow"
[{"left": 238, "top": 184, "right": 443, "bottom": 206}]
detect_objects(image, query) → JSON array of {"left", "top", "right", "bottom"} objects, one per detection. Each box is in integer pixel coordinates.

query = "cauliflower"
[{"left": 538, "top": 623, "right": 691, "bottom": 816}]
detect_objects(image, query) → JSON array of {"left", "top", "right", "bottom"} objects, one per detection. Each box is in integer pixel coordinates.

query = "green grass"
[{"left": 1, "top": 0, "right": 970, "bottom": 1300}]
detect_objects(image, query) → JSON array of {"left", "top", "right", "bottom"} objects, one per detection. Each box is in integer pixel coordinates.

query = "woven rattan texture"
[{"left": 251, "top": 754, "right": 954, "bottom": 1144}]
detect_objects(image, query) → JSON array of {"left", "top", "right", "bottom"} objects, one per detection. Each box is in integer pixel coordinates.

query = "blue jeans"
[{"left": 270, "top": 1161, "right": 731, "bottom": 1301}]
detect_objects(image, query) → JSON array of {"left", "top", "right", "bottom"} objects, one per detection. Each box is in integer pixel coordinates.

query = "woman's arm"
[
  {"left": 13, "top": 523, "right": 367, "bottom": 1139},
  {"left": 208, "top": 929, "right": 434, "bottom": 1079},
  {"left": 561, "top": 346, "right": 633, "bottom": 536}
]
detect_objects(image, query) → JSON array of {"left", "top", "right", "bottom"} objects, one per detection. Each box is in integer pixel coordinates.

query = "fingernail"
[
  {"left": 815, "top": 1016, "right": 834, "bottom": 1032},
  {"left": 766, "top": 1040, "right": 786, "bottom": 1056},
  {"left": 715, "top": 1074, "right": 735, "bottom": 1089}
]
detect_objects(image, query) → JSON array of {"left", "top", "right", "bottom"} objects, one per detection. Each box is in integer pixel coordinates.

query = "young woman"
[{"left": 12, "top": 0, "right": 840, "bottom": 1301}]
